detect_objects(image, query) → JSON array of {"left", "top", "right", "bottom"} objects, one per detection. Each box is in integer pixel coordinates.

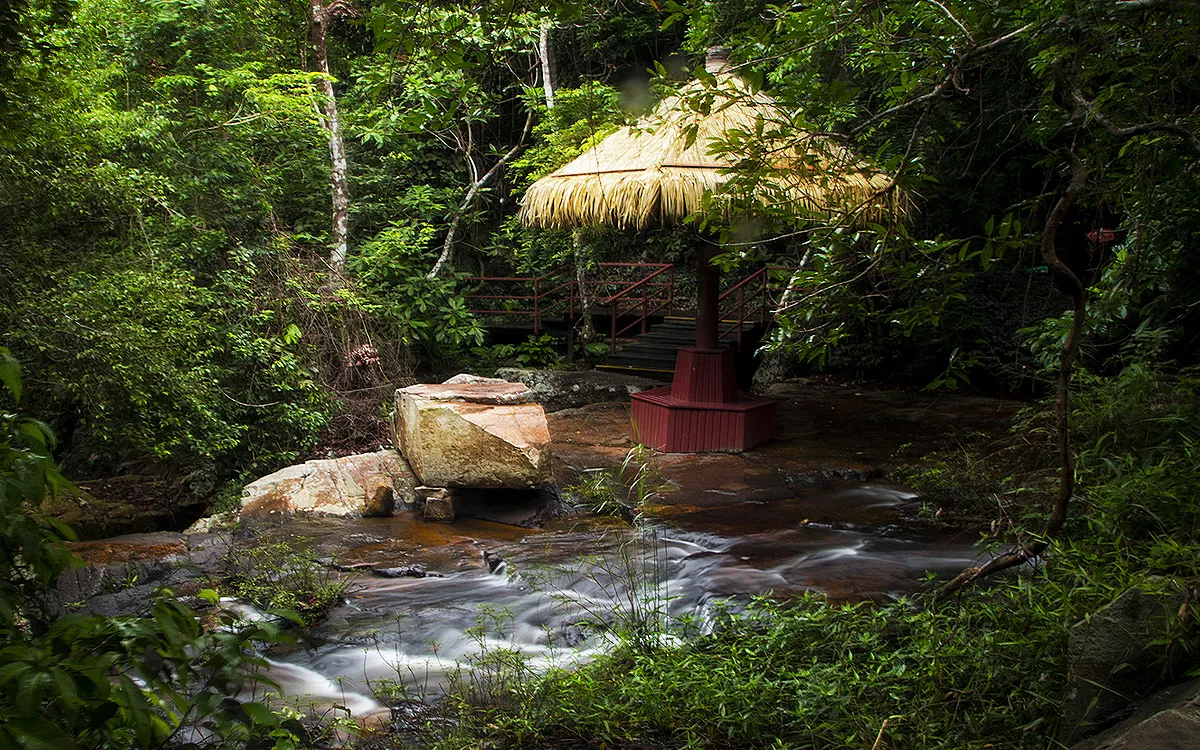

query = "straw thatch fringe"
[{"left": 520, "top": 76, "right": 910, "bottom": 230}]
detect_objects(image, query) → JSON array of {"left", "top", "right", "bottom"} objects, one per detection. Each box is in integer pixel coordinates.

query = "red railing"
[
  {"left": 461, "top": 266, "right": 575, "bottom": 333},
  {"left": 590, "top": 263, "right": 674, "bottom": 353},
  {"left": 717, "top": 266, "right": 796, "bottom": 347},
  {"left": 462, "top": 262, "right": 673, "bottom": 340},
  {"left": 463, "top": 262, "right": 793, "bottom": 351}
]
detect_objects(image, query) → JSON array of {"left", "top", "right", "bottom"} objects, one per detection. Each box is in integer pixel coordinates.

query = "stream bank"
[{"left": 65, "top": 378, "right": 1021, "bottom": 721}]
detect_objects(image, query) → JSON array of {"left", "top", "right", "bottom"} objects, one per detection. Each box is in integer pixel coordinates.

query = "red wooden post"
[
  {"left": 533, "top": 277, "right": 541, "bottom": 333},
  {"left": 628, "top": 254, "right": 777, "bottom": 454},
  {"left": 696, "top": 247, "right": 719, "bottom": 350}
]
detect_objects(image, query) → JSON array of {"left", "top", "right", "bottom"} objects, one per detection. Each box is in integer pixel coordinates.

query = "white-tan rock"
[
  {"left": 233, "top": 450, "right": 417, "bottom": 518},
  {"left": 395, "top": 378, "right": 551, "bottom": 489},
  {"left": 417, "top": 486, "right": 458, "bottom": 523}
]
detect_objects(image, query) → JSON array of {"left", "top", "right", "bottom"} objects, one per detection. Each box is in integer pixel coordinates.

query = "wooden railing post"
[
  {"left": 760, "top": 269, "right": 768, "bottom": 325},
  {"left": 533, "top": 276, "right": 540, "bottom": 333},
  {"left": 641, "top": 281, "right": 648, "bottom": 333},
  {"left": 669, "top": 266, "right": 675, "bottom": 317},
  {"left": 737, "top": 287, "right": 745, "bottom": 347},
  {"left": 610, "top": 298, "right": 618, "bottom": 353}
]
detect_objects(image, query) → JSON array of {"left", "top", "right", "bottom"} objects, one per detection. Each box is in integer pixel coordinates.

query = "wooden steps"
[{"left": 597, "top": 316, "right": 754, "bottom": 377}]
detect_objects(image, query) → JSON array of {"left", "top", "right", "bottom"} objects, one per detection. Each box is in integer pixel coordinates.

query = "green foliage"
[
  {"left": 468, "top": 333, "right": 565, "bottom": 375},
  {"left": 565, "top": 447, "right": 661, "bottom": 523},
  {"left": 223, "top": 536, "right": 353, "bottom": 625},
  {"left": 510, "top": 83, "right": 625, "bottom": 186},
  {"left": 0, "top": 348, "right": 76, "bottom": 624},
  {"left": 0, "top": 349, "right": 307, "bottom": 749},
  {"left": 659, "top": 0, "right": 1200, "bottom": 389},
  {"left": 428, "top": 563, "right": 1086, "bottom": 750},
  {"left": 349, "top": 222, "right": 485, "bottom": 353},
  {"left": 8, "top": 261, "right": 330, "bottom": 476},
  {"left": 1069, "top": 361, "right": 1200, "bottom": 555},
  {"left": 496, "top": 586, "right": 1067, "bottom": 749},
  {"left": 0, "top": 0, "right": 339, "bottom": 483},
  {"left": 565, "top": 470, "right": 630, "bottom": 519}
]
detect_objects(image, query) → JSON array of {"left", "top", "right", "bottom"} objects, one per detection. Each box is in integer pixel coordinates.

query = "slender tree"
[
  {"left": 310, "top": 0, "right": 358, "bottom": 281},
  {"left": 538, "top": 19, "right": 556, "bottom": 110}
]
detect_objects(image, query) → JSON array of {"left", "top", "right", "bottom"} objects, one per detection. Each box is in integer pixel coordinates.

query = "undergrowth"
[
  {"left": 223, "top": 535, "right": 353, "bottom": 624},
  {"left": 399, "top": 359, "right": 1200, "bottom": 750}
]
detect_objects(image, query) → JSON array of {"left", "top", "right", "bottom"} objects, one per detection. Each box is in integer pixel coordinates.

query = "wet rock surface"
[
  {"left": 1061, "top": 584, "right": 1190, "bottom": 744},
  {"left": 495, "top": 368, "right": 660, "bottom": 411},
  {"left": 547, "top": 381, "right": 1019, "bottom": 487},
  {"left": 56, "top": 531, "right": 229, "bottom": 617}
]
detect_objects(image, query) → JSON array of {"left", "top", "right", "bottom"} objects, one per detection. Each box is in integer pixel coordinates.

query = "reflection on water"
[{"left": 257, "top": 483, "right": 982, "bottom": 714}]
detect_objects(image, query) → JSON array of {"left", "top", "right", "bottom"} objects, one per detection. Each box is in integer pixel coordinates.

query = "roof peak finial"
[{"left": 705, "top": 46, "right": 733, "bottom": 75}]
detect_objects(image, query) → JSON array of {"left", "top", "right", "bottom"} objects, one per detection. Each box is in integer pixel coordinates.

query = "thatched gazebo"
[{"left": 520, "top": 48, "right": 905, "bottom": 453}]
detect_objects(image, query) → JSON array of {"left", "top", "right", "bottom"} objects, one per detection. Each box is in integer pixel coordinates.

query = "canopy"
[{"left": 520, "top": 69, "right": 908, "bottom": 230}]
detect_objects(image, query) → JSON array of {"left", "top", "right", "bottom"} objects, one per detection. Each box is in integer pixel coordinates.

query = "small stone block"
[
  {"left": 418, "top": 486, "right": 458, "bottom": 524},
  {"left": 363, "top": 484, "right": 394, "bottom": 517}
]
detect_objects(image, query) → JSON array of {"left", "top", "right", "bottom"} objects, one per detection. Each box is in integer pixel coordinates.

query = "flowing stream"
[{"left": 250, "top": 482, "right": 983, "bottom": 716}]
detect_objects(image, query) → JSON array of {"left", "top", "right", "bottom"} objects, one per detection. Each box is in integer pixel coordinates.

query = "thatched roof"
[{"left": 520, "top": 72, "right": 908, "bottom": 230}]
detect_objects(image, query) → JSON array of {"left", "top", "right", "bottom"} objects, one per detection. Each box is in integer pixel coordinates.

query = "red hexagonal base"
[{"left": 629, "top": 348, "right": 776, "bottom": 453}]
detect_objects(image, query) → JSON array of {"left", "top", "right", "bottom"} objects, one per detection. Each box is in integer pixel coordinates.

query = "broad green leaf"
[
  {"left": 4, "top": 718, "right": 79, "bottom": 750},
  {"left": 0, "top": 349, "right": 20, "bottom": 403}
]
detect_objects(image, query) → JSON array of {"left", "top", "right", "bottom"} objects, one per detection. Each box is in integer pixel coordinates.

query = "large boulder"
[
  {"left": 231, "top": 450, "right": 417, "bottom": 519},
  {"left": 1061, "top": 584, "right": 1189, "bottom": 743},
  {"left": 1072, "top": 678, "right": 1200, "bottom": 750},
  {"left": 394, "top": 376, "right": 552, "bottom": 489}
]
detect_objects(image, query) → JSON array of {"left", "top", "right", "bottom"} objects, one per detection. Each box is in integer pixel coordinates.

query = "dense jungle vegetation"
[{"left": 2, "top": 0, "right": 1200, "bottom": 747}]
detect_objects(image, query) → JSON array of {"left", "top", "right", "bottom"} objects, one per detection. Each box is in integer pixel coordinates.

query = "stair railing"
[
  {"left": 717, "top": 266, "right": 795, "bottom": 347},
  {"left": 592, "top": 263, "right": 674, "bottom": 353}
]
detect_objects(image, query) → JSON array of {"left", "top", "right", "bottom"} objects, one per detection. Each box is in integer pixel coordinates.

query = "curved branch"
[
  {"left": 939, "top": 148, "right": 1088, "bottom": 595},
  {"left": 1113, "top": 0, "right": 1200, "bottom": 12},
  {"left": 1064, "top": 77, "right": 1200, "bottom": 153}
]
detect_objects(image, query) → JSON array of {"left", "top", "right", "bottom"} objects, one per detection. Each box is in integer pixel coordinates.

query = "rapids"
[{"left": 254, "top": 481, "right": 983, "bottom": 715}]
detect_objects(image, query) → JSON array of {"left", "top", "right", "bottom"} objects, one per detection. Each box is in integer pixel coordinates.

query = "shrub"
[
  {"left": 223, "top": 535, "right": 353, "bottom": 624},
  {"left": 0, "top": 348, "right": 308, "bottom": 748}
]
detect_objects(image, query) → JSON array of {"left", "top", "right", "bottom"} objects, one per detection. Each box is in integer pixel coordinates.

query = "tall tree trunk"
[
  {"left": 311, "top": 0, "right": 350, "bottom": 281},
  {"left": 538, "top": 20, "right": 556, "bottom": 110},
  {"left": 573, "top": 229, "right": 596, "bottom": 345}
]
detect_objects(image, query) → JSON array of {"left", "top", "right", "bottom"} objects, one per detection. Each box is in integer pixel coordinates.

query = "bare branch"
[
  {"left": 427, "top": 110, "right": 535, "bottom": 279},
  {"left": 852, "top": 22, "right": 1037, "bottom": 135},
  {"left": 923, "top": 0, "right": 974, "bottom": 42}
]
